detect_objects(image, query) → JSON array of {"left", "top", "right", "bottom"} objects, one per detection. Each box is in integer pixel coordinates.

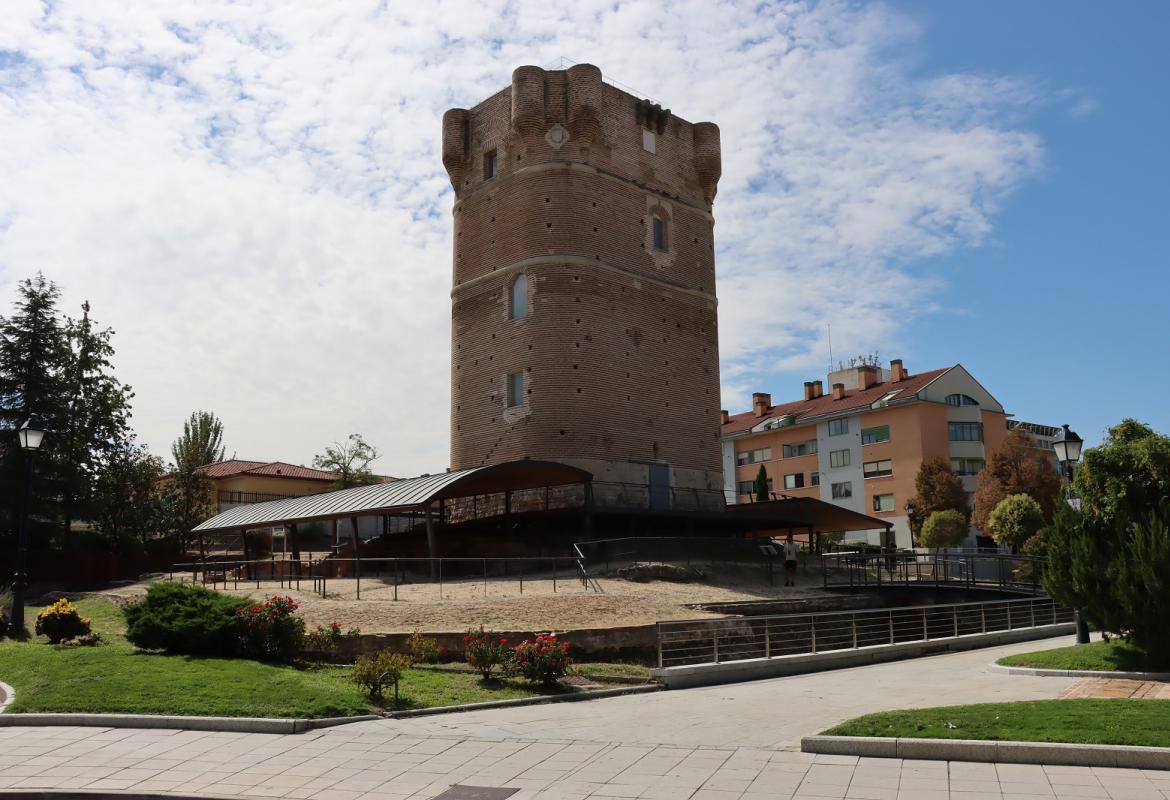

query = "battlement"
[{"left": 442, "top": 64, "right": 721, "bottom": 207}]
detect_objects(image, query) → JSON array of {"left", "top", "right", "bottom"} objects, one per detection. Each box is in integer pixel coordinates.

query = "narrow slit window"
[
  {"left": 484, "top": 150, "right": 498, "bottom": 180},
  {"left": 507, "top": 371, "right": 524, "bottom": 408},
  {"left": 510, "top": 274, "right": 528, "bottom": 320},
  {"left": 652, "top": 216, "right": 667, "bottom": 251}
]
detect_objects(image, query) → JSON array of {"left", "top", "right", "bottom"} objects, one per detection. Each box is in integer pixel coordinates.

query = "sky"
[{"left": 1, "top": 0, "right": 1166, "bottom": 477}]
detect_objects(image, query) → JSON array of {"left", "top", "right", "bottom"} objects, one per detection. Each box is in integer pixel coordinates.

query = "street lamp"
[
  {"left": 1052, "top": 423, "right": 1090, "bottom": 644},
  {"left": 9, "top": 416, "right": 45, "bottom": 639}
]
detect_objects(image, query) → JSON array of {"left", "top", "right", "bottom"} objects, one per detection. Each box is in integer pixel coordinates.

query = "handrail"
[{"left": 656, "top": 595, "right": 1074, "bottom": 668}]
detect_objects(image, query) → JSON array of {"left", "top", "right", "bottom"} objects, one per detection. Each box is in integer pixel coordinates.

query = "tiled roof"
[
  {"left": 722, "top": 367, "right": 952, "bottom": 436},
  {"left": 195, "top": 460, "right": 337, "bottom": 482}
]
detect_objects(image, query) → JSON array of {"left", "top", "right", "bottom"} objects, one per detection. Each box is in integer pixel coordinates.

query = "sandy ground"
[{"left": 97, "top": 564, "right": 833, "bottom": 633}]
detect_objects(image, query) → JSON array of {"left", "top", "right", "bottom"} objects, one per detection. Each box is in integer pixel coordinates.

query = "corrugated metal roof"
[
  {"left": 191, "top": 460, "right": 592, "bottom": 534},
  {"left": 192, "top": 469, "right": 472, "bottom": 533}
]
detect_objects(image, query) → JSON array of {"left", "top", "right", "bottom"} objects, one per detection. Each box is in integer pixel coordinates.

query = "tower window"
[
  {"left": 642, "top": 130, "right": 656, "bottom": 153},
  {"left": 510, "top": 274, "right": 528, "bottom": 320},
  {"left": 506, "top": 371, "right": 524, "bottom": 408},
  {"left": 484, "top": 150, "right": 497, "bottom": 180},
  {"left": 652, "top": 216, "right": 667, "bottom": 251}
]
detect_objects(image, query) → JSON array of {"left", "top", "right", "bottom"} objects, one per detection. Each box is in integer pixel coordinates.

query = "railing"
[
  {"left": 656, "top": 596, "right": 1074, "bottom": 667},
  {"left": 574, "top": 536, "right": 778, "bottom": 578},
  {"left": 821, "top": 552, "right": 1046, "bottom": 595},
  {"left": 170, "top": 555, "right": 593, "bottom": 599},
  {"left": 217, "top": 490, "right": 299, "bottom": 506}
]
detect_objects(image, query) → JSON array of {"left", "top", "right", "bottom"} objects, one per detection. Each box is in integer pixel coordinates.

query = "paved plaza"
[{"left": 1, "top": 635, "right": 1168, "bottom": 799}]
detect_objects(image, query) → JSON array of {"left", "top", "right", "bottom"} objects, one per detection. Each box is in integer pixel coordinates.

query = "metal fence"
[
  {"left": 656, "top": 596, "right": 1073, "bottom": 668},
  {"left": 820, "top": 552, "right": 1046, "bottom": 595},
  {"left": 170, "top": 555, "right": 593, "bottom": 599}
]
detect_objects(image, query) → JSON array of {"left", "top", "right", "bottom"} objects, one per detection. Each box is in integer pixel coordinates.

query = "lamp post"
[
  {"left": 1052, "top": 423, "right": 1089, "bottom": 644},
  {"left": 9, "top": 416, "right": 45, "bottom": 638}
]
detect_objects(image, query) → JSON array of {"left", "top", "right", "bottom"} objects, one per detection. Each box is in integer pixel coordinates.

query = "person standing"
[{"left": 783, "top": 534, "right": 800, "bottom": 587}]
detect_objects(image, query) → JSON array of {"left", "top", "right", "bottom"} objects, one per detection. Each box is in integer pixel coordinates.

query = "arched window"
[
  {"left": 510, "top": 274, "right": 528, "bottom": 320},
  {"left": 945, "top": 393, "right": 979, "bottom": 407}
]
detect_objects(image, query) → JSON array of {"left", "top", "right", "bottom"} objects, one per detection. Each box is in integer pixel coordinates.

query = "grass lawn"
[
  {"left": 0, "top": 599, "right": 581, "bottom": 718},
  {"left": 998, "top": 640, "right": 1167, "bottom": 672},
  {"left": 824, "top": 700, "right": 1170, "bottom": 748}
]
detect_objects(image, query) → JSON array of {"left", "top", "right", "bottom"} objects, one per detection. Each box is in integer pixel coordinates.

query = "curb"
[
  {"left": 0, "top": 680, "right": 14, "bottom": 714},
  {"left": 385, "top": 683, "right": 661, "bottom": 718},
  {"left": 802, "top": 735, "right": 1170, "bottom": 770},
  {"left": 991, "top": 663, "right": 1170, "bottom": 681},
  {"left": 0, "top": 712, "right": 380, "bottom": 734}
]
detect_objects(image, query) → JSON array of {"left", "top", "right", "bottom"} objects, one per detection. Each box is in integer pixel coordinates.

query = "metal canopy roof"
[
  {"left": 192, "top": 459, "right": 592, "bottom": 534},
  {"left": 724, "top": 496, "right": 893, "bottom": 534}
]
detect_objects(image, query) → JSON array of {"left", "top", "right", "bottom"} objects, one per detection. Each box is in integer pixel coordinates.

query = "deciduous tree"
[
  {"left": 904, "top": 457, "right": 968, "bottom": 538},
  {"left": 919, "top": 509, "right": 969, "bottom": 551},
  {"left": 972, "top": 428, "right": 1060, "bottom": 534},
  {"left": 987, "top": 493, "right": 1045, "bottom": 549},
  {"left": 314, "top": 433, "right": 380, "bottom": 490}
]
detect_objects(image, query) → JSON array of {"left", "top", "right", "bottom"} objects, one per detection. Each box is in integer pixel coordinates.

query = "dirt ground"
[{"left": 98, "top": 563, "right": 834, "bottom": 633}]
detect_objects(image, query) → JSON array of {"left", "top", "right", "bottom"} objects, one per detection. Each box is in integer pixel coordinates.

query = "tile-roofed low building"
[{"left": 721, "top": 360, "right": 1013, "bottom": 550}]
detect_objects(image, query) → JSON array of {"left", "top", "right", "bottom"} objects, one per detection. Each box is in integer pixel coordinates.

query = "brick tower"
[{"left": 443, "top": 64, "right": 724, "bottom": 494}]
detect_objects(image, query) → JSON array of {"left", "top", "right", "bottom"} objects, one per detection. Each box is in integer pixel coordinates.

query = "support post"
[
  {"left": 351, "top": 516, "right": 362, "bottom": 600},
  {"left": 425, "top": 503, "right": 438, "bottom": 579}
]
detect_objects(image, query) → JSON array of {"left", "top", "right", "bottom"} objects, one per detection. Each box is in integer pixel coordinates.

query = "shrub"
[
  {"left": 58, "top": 632, "right": 104, "bottom": 647},
  {"left": 511, "top": 633, "right": 572, "bottom": 686},
  {"left": 123, "top": 581, "right": 247, "bottom": 657},
  {"left": 35, "top": 599, "right": 91, "bottom": 644},
  {"left": 407, "top": 630, "right": 441, "bottom": 663},
  {"left": 0, "top": 584, "right": 11, "bottom": 638},
  {"left": 352, "top": 651, "right": 413, "bottom": 702},
  {"left": 464, "top": 627, "right": 510, "bottom": 679},
  {"left": 236, "top": 596, "right": 305, "bottom": 662},
  {"left": 304, "top": 621, "right": 361, "bottom": 658}
]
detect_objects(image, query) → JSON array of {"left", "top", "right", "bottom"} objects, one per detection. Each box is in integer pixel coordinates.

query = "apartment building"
[{"left": 721, "top": 360, "right": 1009, "bottom": 548}]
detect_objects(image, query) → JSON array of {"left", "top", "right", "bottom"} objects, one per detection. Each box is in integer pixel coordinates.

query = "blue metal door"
[{"left": 649, "top": 463, "right": 670, "bottom": 510}]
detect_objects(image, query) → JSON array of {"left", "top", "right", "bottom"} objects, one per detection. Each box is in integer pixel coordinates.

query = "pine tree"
[
  {"left": 0, "top": 273, "right": 71, "bottom": 536},
  {"left": 59, "top": 301, "right": 135, "bottom": 541},
  {"left": 169, "top": 411, "right": 226, "bottom": 557},
  {"left": 753, "top": 464, "right": 769, "bottom": 503}
]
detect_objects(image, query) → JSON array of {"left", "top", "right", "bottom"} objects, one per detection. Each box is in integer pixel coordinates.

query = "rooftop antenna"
[{"left": 827, "top": 324, "right": 833, "bottom": 375}]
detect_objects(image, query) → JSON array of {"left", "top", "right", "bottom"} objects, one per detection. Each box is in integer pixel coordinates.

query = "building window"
[
  {"left": 829, "top": 449, "right": 850, "bottom": 469},
  {"left": 873, "top": 493, "right": 895, "bottom": 512},
  {"left": 642, "top": 129, "right": 656, "bottom": 153},
  {"left": 945, "top": 393, "right": 979, "bottom": 406},
  {"left": 784, "top": 473, "right": 805, "bottom": 490},
  {"left": 951, "top": 457, "right": 985, "bottom": 476},
  {"left": 811, "top": 471, "right": 820, "bottom": 486},
  {"left": 828, "top": 418, "right": 849, "bottom": 436},
  {"left": 782, "top": 439, "right": 817, "bottom": 458},
  {"left": 736, "top": 447, "right": 772, "bottom": 466},
  {"left": 861, "top": 425, "right": 890, "bottom": 445},
  {"left": 510, "top": 274, "right": 529, "bottom": 320},
  {"left": 863, "top": 459, "right": 893, "bottom": 478},
  {"left": 831, "top": 481, "right": 852, "bottom": 499},
  {"left": 737, "top": 479, "right": 771, "bottom": 495},
  {"left": 652, "top": 216, "right": 667, "bottom": 251},
  {"left": 949, "top": 421, "right": 983, "bottom": 442},
  {"left": 484, "top": 150, "right": 497, "bottom": 180},
  {"left": 506, "top": 371, "right": 524, "bottom": 407}
]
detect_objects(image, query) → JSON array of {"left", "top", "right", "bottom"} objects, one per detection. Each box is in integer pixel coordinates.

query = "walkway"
[{"left": 1, "top": 635, "right": 1167, "bottom": 799}]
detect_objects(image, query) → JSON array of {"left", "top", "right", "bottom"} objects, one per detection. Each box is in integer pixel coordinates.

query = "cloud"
[{"left": 0, "top": 0, "right": 1043, "bottom": 475}]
